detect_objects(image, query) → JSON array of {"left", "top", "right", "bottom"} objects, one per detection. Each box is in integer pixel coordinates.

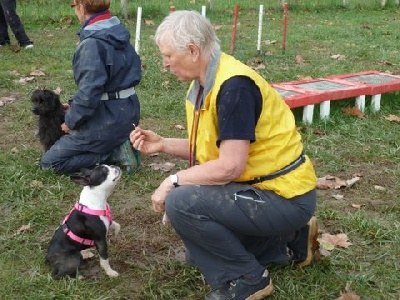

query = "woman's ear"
[{"left": 188, "top": 44, "right": 200, "bottom": 61}]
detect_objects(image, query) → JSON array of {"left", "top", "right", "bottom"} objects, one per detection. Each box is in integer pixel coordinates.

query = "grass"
[{"left": 0, "top": 0, "right": 400, "bottom": 299}]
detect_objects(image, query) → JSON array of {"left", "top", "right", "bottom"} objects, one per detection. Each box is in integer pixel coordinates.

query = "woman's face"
[
  {"left": 72, "top": 2, "right": 87, "bottom": 24},
  {"left": 157, "top": 36, "right": 201, "bottom": 82}
]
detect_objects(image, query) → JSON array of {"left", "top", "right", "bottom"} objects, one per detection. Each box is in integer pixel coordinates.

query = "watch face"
[{"left": 170, "top": 174, "right": 179, "bottom": 186}]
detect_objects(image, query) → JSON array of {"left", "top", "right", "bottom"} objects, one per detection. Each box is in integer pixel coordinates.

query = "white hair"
[{"left": 155, "top": 10, "right": 220, "bottom": 57}]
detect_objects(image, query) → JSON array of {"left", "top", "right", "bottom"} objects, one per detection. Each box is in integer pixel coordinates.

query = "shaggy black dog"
[{"left": 31, "top": 89, "right": 65, "bottom": 151}]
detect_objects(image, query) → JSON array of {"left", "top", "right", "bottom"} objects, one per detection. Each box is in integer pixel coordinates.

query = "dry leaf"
[
  {"left": 30, "top": 70, "right": 45, "bottom": 76},
  {"left": 174, "top": 124, "right": 185, "bottom": 130},
  {"left": 374, "top": 185, "right": 385, "bottom": 191},
  {"left": 317, "top": 175, "right": 347, "bottom": 190},
  {"left": 341, "top": 106, "right": 365, "bottom": 118},
  {"left": 144, "top": 19, "right": 154, "bottom": 26},
  {"left": 214, "top": 25, "right": 223, "bottom": 30},
  {"left": 264, "top": 40, "right": 277, "bottom": 45},
  {"left": 13, "top": 223, "right": 31, "bottom": 236},
  {"left": 295, "top": 54, "right": 304, "bottom": 64},
  {"left": 330, "top": 54, "right": 346, "bottom": 60},
  {"left": 319, "top": 233, "right": 352, "bottom": 249},
  {"left": 0, "top": 95, "right": 17, "bottom": 106},
  {"left": 384, "top": 114, "right": 400, "bottom": 123},
  {"left": 351, "top": 203, "right": 365, "bottom": 209},
  {"left": 332, "top": 194, "right": 344, "bottom": 200},
  {"left": 30, "top": 180, "right": 44, "bottom": 188},
  {"left": 17, "top": 76, "right": 35, "bottom": 84},
  {"left": 148, "top": 162, "right": 175, "bottom": 172},
  {"left": 336, "top": 283, "right": 360, "bottom": 300},
  {"left": 54, "top": 87, "right": 62, "bottom": 95},
  {"left": 313, "top": 128, "right": 326, "bottom": 135},
  {"left": 81, "top": 248, "right": 95, "bottom": 259},
  {"left": 345, "top": 176, "right": 360, "bottom": 187}
]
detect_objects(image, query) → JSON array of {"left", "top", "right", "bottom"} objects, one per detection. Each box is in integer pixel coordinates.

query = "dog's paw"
[
  {"left": 111, "top": 221, "right": 121, "bottom": 236},
  {"left": 106, "top": 269, "right": 119, "bottom": 277}
]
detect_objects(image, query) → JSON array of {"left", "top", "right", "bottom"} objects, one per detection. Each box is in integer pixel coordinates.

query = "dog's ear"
[
  {"left": 70, "top": 174, "right": 91, "bottom": 186},
  {"left": 69, "top": 168, "right": 96, "bottom": 186}
]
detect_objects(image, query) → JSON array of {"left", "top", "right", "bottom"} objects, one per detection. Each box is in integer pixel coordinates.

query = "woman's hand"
[
  {"left": 129, "top": 127, "right": 164, "bottom": 155},
  {"left": 61, "top": 122, "right": 71, "bottom": 134},
  {"left": 151, "top": 177, "right": 175, "bottom": 213}
]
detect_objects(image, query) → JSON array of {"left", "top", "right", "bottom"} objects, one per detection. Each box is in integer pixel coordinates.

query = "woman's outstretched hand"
[{"left": 129, "top": 126, "right": 164, "bottom": 155}]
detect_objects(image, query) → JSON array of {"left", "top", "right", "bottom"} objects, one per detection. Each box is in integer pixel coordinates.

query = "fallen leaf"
[
  {"left": 330, "top": 54, "right": 346, "bottom": 60},
  {"left": 332, "top": 194, "right": 344, "bottom": 200},
  {"left": 17, "top": 76, "right": 35, "bottom": 84},
  {"left": 54, "top": 87, "right": 62, "bottom": 95},
  {"left": 374, "top": 185, "right": 385, "bottom": 191},
  {"left": 264, "top": 40, "right": 277, "bottom": 45},
  {"left": 11, "top": 147, "right": 19, "bottom": 153},
  {"left": 345, "top": 176, "right": 360, "bottom": 187},
  {"left": 319, "top": 233, "right": 352, "bottom": 249},
  {"left": 30, "top": 180, "right": 44, "bottom": 188},
  {"left": 313, "top": 128, "right": 326, "bottom": 135},
  {"left": 30, "top": 70, "right": 45, "bottom": 76},
  {"left": 341, "top": 106, "right": 365, "bottom": 118},
  {"left": 148, "top": 162, "right": 175, "bottom": 172},
  {"left": 317, "top": 175, "right": 347, "bottom": 190},
  {"left": 351, "top": 203, "right": 365, "bottom": 209},
  {"left": 384, "top": 114, "right": 400, "bottom": 123},
  {"left": 13, "top": 223, "right": 31, "bottom": 236},
  {"left": 144, "top": 19, "right": 154, "bottom": 26},
  {"left": 174, "top": 124, "right": 185, "bottom": 130},
  {"left": 81, "top": 248, "right": 95, "bottom": 259},
  {"left": 336, "top": 282, "right": 360, "bottom": 300},
  {"left": 0, "top": 95, "right": 17, "bottom": 106},
  {"left": 295, "top": 54, "right": 304, "bottom": 64}
]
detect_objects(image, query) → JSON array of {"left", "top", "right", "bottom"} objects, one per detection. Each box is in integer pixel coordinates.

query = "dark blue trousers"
[
  {"left": 40, "top": 133, "right": 122, "bottom": 174},
  {"left": 0, "top": 0, "right": 31, "bottom": 46},
  {"left": 165, "top": 183, "right": 317, "bottom": 288}
]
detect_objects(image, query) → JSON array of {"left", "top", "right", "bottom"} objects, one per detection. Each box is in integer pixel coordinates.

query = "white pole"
[
  {"left": 121, "top": 0, "right": 128, "bottom": 19},
  {"left": 257, "top": 5, "right": 264, "bottom": 55},
  {"left": 201, "top": 5, "right": 206, "bottom": 17},
  {"left": 135, "top": 7, "right": 142, "bottom": 54}
]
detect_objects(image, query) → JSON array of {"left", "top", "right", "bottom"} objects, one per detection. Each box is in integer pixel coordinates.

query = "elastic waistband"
[
  {"left": 101, "top": 87, "right": 135, "bottom": 100},
  {"left": 240, "top": 151, "right": 306, "bottom": 185}
]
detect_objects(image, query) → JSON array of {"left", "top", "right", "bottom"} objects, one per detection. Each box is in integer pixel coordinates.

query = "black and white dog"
[
  {"left": 31, "top": 89, "right": 65, "bottom": 151},
  {"left": 46, "top": 164, "right": 122, "bottom": 279}
]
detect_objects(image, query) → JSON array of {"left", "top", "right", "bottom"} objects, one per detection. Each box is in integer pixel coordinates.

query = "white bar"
[
  {"left": 371, "top": 94, "right": 381, "bottom": 112},
  {"left": 355, "top": 95, "right": 366, "bottom": 112},
  {"left": 303, "top": 105, "right": 314, "bottom": 124},
  {"left": 320, "top": 100, "right": 331, "bottom": 120},
  {"left": 257, "top": 5, "right": 264, "bottom": 54},
  {"left": 201, "top": 5, "right": 206, "bottom": 17},
  {"left": 121, "top": 0, "right": 128, "bottom": 19},
  {"left": 135, "top": 7, "right": 142, "bottom": 54}
]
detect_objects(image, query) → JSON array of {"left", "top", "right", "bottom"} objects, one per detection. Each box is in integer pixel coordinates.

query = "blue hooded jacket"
[{"left": 65, "top": 15, "right": 141, "bottom": 152}]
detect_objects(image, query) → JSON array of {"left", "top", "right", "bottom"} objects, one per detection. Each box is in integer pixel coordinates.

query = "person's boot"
[{"left": 287, "top": 216, "right": 319, "bottom": 267}]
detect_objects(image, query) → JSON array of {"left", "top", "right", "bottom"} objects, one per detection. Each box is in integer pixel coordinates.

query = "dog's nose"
[{"left": 32, "top": 108, "right": 39, "bottom": 114}]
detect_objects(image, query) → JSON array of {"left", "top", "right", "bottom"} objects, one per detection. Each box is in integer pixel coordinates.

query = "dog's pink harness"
[{"left": 62, "top": 202, "right": 113, "bottom": 246}]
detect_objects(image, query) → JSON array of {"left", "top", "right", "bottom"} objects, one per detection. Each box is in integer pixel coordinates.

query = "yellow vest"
[{"left": 186, "top": 52, "right": 316, "bottom": 198}]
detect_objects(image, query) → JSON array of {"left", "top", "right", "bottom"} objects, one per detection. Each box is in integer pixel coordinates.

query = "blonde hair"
[{"left": 155, "top": 10, "right": 220, "bottom": 57}]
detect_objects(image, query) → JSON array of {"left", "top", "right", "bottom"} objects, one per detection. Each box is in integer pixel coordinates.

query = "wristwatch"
[{"left": 170, "top": 174, "right": 179, "bottom": 188}]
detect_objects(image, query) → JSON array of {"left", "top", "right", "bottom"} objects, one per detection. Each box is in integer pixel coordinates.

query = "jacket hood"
[{"left": 79, "top": 17, "right": 130, "bottom": 50}]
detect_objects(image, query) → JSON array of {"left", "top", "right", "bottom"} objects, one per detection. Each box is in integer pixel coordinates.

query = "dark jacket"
[{"left": 65, "top": 16, "right": 141, "bottom": 152}]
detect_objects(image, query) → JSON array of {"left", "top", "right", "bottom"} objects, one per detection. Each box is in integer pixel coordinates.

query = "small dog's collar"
[{"left": 73, "top": 202, "right": 113, "bottom": 224}]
